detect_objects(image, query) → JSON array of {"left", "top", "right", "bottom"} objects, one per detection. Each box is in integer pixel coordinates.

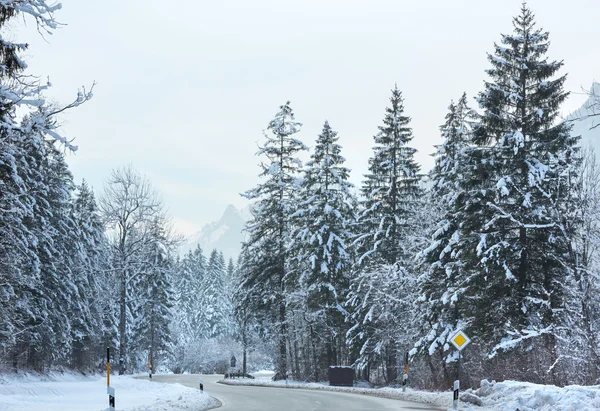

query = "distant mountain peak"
[
  {"left": 220, "top": 204, "right": 241, "bottom": 222},
  {"left": 182, "top": 204, "right": 248, "bottom": 260}
]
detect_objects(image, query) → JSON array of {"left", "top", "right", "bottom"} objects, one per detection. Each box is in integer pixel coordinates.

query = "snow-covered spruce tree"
[
  {"left": 195, "top": 249, "right": 227, "bottom": 339},
  {"left": 132, "top": 218, "right": 175, "bottom": 374},
  {"left": 290, "top": 120, "right": 357, "bottom": 380},
  {"left": 170, "top": 246, "right": 206, "bottom": 373},
  {"left": 37, "top": 145, "right": 79, "bottom": 369},
  {"left": 355, "top": 85, "right": 423, "bottom": 267},
  {"left": 414, "top": 94, "right": 477, "bottom": 388},
  {"left": 464, "top": 4, "right": 579, "bottom": 383},
  {"left": 0, "top": 1, "right": 92, "bottom": 370},
  {"left": 234, "top": 250, "right": 275, "bottom": 375},
  {"left": 240, "top": 101, "right": 306, "bottom": 380},
  {"left": 222, "top": 257, "right": 238, "bottom": 339},
  {"left": 347, "top": 86, "right": 423, "bottom": 384},
  {"left": 7, "top": 116, "right": 88, "bottom": 372},
  {"left": 69, "top": 180, "right": 111, "bottom": 371}
]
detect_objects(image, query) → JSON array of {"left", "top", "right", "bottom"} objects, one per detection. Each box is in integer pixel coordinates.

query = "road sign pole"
[
  {"left": 453, "top": 349, "right": 461, "bottom": 410},
  {"left": 458, "top": 349, "right": 461, "bottom": 386},
  {"left": 449, "top": 330, "right": 471, "bottom": 411},
  {"left": 107, "top": 348, "right": 115, "bottom": 411}
]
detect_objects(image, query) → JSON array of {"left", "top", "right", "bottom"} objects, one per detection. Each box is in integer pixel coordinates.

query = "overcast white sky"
[{"left": 16, "top": 0, "right": 600, "bottom": 237}]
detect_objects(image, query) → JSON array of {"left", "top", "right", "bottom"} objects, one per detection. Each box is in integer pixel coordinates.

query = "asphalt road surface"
[{"left": 151, "top": 374, "right": 445, "bottom": 411}]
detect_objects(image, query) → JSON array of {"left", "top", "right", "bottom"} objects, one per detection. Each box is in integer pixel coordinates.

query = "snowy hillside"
[
  {"left": 568, "top": 82, "right": 600, "bottom": 152},
  {"left": 183, "top": 204, "right": 248, "bottom": 260}
]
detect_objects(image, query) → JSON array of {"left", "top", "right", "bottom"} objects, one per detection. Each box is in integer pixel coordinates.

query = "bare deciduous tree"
[{"left": 100, "top": 165, "right": 164, "bottom": 375}]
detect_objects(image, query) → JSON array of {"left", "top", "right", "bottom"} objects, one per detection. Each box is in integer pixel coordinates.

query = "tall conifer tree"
[
  {"left": 415, "top": 93, "right": 477, "bottom": 387},
  {"left": 437, "top": 4, "right": 580, "bottom": 383},
  {"left": 348, "top": 86, "right": 423, "bottom": 383},
  {"left": 241, "top": 102, "right": 307, "bottom": 379},
  {"left": 291, "top": 120, "right": 357, "bottom": 376},
  {"left": 356, "top": 85, "right": 422, "bottom": 266}
]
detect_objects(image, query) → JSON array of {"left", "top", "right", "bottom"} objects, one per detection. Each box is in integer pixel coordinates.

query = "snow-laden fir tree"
[
  {"left": 290, "top": 120, "right": 357, "bottom": 378},
  {"left": 234, "top": 250, "right": 274, "bottom": 375},
  {"left": 132, "top": 218, "right": 175, "bottom": 374},
  {"left": 170, "top": 246, "right": 206, "bottom": 373},
  {"left": 179, "top": 246, "right": 206, "bottom": 336},
  {"left": 37, "top": 145, "right": 79, "bottom": 369},
  {"left": 196, "top": 249, "right": 227, "bottom": 339},
  {"left": 460, "top": 4, "right": 579, "bottom": 383},
  {"left": 0, "top": 0, "right": 92, "bottom": 370},
  {"left": 346, "top": 263, "right": 417, "bottom": 383},
  {"left": 355, "top": 85, "right": 423, "bottom": 266},
  {"left": 414, "top": 93, "right": 477, "bottom": 388},
  {"left": 222, "top": 257, "right": 238, "bottom": 339},
  {"left": 241, "top": 101, "right": 307, "bottom": 380},
  {"left": 347, "top": 86, "right": 423, "bottom": 383},
  {"left": 6, "top": 116, "right": 84, "bottom": 371},
  {"left": 70, "top": 180, "right": 111, "bottom": 370}
]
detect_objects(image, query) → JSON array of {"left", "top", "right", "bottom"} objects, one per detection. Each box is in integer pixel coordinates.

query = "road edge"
[{"left": 206, "top": 396, "right": 222, "bottom": 410}]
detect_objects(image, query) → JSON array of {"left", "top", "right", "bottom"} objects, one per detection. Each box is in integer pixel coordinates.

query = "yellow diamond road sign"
[{"left": 450, "top": 330, "right": 471, "bottom": 351}]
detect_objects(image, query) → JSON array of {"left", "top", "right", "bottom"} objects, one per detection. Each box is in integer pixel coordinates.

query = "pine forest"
[{"left": 2, "top": 1, "right": 600, "bottom": 396}]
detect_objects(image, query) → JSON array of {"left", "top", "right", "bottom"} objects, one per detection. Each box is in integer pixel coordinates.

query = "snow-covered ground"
[
  {"left": 221, "top": 371, "right": 600, "bottom": 410},
  {"left": 0, "top": 371, "right": 218, "bottom": 411},
  {"left": 476, "top": 379, "right": 600, "bottom": 411}
]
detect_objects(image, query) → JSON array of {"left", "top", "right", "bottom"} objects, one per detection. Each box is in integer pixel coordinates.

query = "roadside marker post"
[
  {"left": 148, "top": 353, "right": 152, "bottom": 380},
  {"left": 107, "top": 348, "right": 115, "bottom": 411},
  {"left": 449, "top": 330, "right": 471, "bottom": 410},
  {"left": 402, "top": 352, "right": 409, "bottom": 392}
]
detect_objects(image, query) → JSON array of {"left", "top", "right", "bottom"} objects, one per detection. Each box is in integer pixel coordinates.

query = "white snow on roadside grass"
[
  {"left": 221, "top": 374, "right": 600, "bottom": 411},
  {"left": 0, "top": 372, "right": 218, "bottom": 411},
  {"left": 474, "top": 379, "right": 600, "bottom": 411}
]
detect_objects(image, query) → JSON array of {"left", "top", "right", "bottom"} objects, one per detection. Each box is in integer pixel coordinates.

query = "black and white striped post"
[
  {"left": 449, "top": 330, "right": 471, "bottom": 410},
  {"left": 107, "top": 348, "right": 115, "bottom": 411}
]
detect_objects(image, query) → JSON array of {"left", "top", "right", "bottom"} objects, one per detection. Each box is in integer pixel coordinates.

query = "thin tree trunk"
[
  {"left": 312, "top": 342, "right": 318, "bottom": 381},
  {"left": 242, "top": 317, "right": 248, "bottom": 375},
  {"left": 118, "top": 268, "right": 127, "bottom": 375},
  {"left": 294, "top": 337, "right": 300, "bottom": 380},
  {"left": 278, "top": 299, "right": 287, "bottom": 379}
]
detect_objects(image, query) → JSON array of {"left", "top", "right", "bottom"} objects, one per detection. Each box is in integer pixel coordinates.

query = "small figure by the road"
[{"left": 199, "top": 377, "right": 203, "bottom": 391}]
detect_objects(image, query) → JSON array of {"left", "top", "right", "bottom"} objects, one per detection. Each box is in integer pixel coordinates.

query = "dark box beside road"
[{"left": 328, "top": 366, "right": 354, "bottom": 387}]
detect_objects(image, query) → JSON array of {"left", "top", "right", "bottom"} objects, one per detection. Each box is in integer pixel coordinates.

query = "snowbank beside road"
[
  {"left": 474, "top": 379, "right": 600, "bottom": 411},
  {"left": 221, "top": 373, "right": 600, "bottom": 410},
  {"left": 0, "top": 372, "right": 218, "bottom": 411}
]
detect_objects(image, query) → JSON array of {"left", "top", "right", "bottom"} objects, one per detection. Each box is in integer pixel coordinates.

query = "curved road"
[{"left": 152, "top": 374, "right": 444, "bottom": 411}]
